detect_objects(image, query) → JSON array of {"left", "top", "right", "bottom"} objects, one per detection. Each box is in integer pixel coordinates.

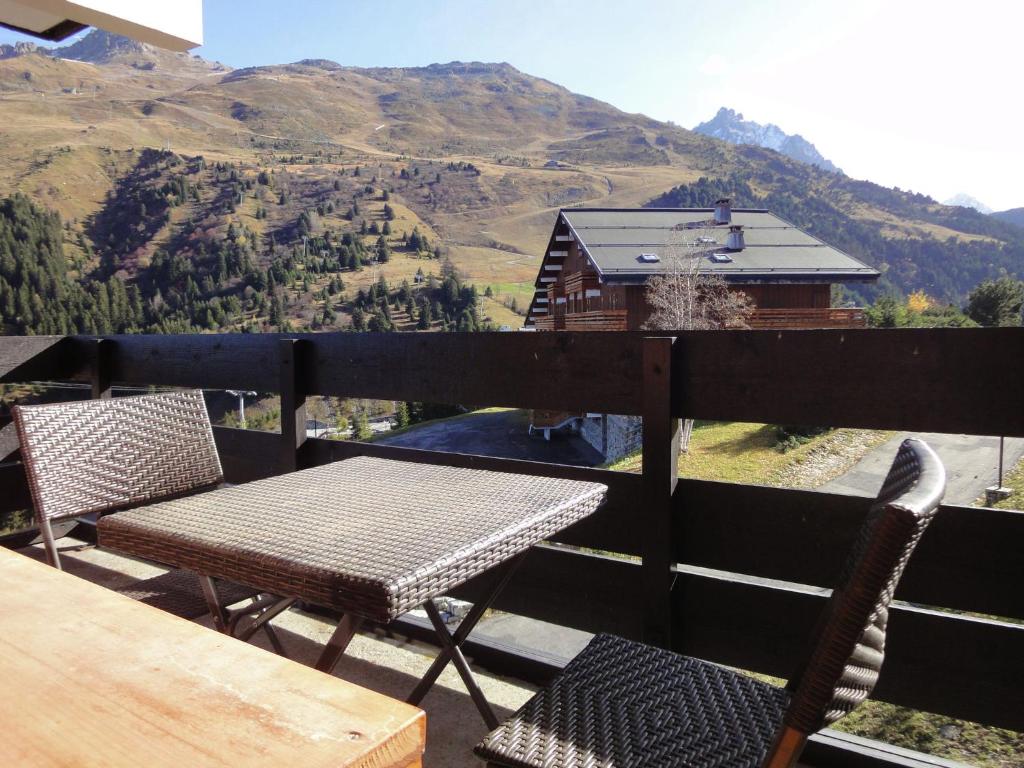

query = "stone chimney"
[
  {"left": 714, "top": 198, "right": 732, "bottom": 225},
  {"left": 726, "top": 224, "right": 745, "bottom": 251}
]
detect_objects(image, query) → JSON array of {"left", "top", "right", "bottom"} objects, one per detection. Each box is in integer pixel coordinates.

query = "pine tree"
[
  {"left": 352, "top": 409, "right": 371, "bottom": 441},
  {"left": 351, "top": 305, "right": 366, "bottom": 331},
  {"left": 268, "top": 291, "right": 283, "bottom": 327},
  {"left": 394, "top": 401, "right": 410, "bottom": 429}
]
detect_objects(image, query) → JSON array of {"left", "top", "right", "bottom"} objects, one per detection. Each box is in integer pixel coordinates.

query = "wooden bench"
[{"left": 0, "top": 547, "right": 425, "bottom": 768}]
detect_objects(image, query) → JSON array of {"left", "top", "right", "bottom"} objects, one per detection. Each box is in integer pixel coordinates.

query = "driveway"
[
  {"left": 377, "top": 409, "right": 604, "bottom": 466},
  {"left": 820, "top": 432, "right": 1024, "bottom": 505}
]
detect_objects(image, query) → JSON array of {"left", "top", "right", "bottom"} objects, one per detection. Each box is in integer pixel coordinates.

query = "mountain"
[
  {"left": 0, "top": 30, "right": 1020, "bottom": 335},
  {"left": 991, "top": 208, "right": 1024, "bottom": 229},
  {"left": 6, "top": 28, "right": 227, "bottom": 76},
  {"left": 0, "top": 41, "right": 42, "bottom": 59},
  {"left": 693, "top": 107, "right": 842, "bottom": 174},
  {"left": 943, "top": 193, "right": 992, "bottom": 214}
]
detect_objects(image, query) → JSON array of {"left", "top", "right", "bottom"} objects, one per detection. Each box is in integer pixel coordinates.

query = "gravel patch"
[{"left": 770, "top": 429, "right": 892, "bottom": 490}]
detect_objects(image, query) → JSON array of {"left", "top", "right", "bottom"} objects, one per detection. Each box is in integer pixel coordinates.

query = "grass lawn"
[
  {"left": 608, "top": 421, "right": 880, "bottom": 487},
  {"left": 834, "top": 701, "right": 1023, "bottom": 768},
  {"left": 990, "top": 453, "right": 1024, "bottom": 511}
]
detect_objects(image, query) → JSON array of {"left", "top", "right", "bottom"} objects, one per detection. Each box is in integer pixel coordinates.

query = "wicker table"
[{"left": 98, "top": 455, "right": 607, "bottom": 726}]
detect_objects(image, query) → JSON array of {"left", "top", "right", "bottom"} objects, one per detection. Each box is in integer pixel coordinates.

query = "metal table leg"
[
  {"left": 406, "top": 552, "right": 527, "bottom": 728},
  {"left": 315, "top": 613, "right": 364, "bottom": 673},
  {"left": 198, "top": 574, "right": 292, "bottom": 656}
]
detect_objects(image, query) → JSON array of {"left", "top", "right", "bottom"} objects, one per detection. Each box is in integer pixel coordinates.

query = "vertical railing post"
[
  {"left": 640, "top": 335, "right": 680, "bottom": 649},
  {"left": 279, "top": 338, "right": 309, "bottom": 474},
  {"left": 90, "top": 338, "right": 112, "bottom": 400}
]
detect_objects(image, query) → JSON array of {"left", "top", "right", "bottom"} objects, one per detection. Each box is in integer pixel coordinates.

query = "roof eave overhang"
[
  {"left": 601, "top": 271, "right": 881, "bottom": 285},
  {"left": 0, "top": 17, "right": 83, "bottom": 40},
  {"left": 0, "top": 0, "right": 204, "bottom": 50}
]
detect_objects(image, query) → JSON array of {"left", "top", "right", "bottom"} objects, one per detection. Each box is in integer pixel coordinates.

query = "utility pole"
[
  {"left": 985, "top": 435, "right": 1012, "bottom": 506},
  {"left": 226, "top": 390, "right": 257, "bottom": 429}
]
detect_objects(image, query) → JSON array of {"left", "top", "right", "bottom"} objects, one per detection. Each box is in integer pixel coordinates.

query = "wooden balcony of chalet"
[
  {"left": 563, "top": 271, "right": 600, "bottom": 297},
  {"left": 0, "top": 329, "right": 1022, "bottom": 768},
  {"left": 563, "top": 309, "right": 628, "bottom": 331},
  {"left": 532, "top": 315, "right": 564, "bottom": 331},
  {"left": 748, "top": 307, "right": 868, "bottom": 329}
]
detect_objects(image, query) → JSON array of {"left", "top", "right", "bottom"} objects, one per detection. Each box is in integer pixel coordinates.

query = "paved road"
[
  {"left": 377, "top": 409, "right": 604, "bottom": 466},
  {"left": 821, "top": 432, "right": 1024, "bottom": 505}
]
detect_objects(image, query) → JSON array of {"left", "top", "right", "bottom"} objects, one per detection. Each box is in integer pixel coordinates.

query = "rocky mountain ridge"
[{"left": 694, "top": 107, "right": 842, "bottom": 174}]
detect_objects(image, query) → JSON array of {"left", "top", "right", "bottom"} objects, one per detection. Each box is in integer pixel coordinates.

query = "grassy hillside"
[
  {"left": 0, "top": 30, "right": 1020, "bottom": 333},
  {"left": 648, "top": 175, "right": 1024, "bottom": 301}
]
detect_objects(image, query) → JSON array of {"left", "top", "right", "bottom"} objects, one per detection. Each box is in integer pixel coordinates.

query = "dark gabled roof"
[{"left": 560, "top": 208, "right": 879, "bottom": 284}]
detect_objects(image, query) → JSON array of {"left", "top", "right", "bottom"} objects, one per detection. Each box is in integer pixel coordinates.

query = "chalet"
[
  {"left": 525, "top": 200, "right": 879, "bottom": 331},
  {"left": 526, "top": 201, "right": 880, "bottom": 460}
]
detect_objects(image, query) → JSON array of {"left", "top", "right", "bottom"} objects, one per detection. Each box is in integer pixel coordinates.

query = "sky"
[{"left": 3, "top": 0, "right": 1022, "bottom": 210}]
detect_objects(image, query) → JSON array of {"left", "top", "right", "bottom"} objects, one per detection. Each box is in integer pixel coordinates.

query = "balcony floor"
[{"left": 14, "top": 540, "right": 539, "bottom": 768}]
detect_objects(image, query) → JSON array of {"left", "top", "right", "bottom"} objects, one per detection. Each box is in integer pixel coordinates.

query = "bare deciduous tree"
[
  {"left": 643, "top": 223, "right": 753, "bottom": 450},
  {"left": 643, "top": 225, "right": 753, "bottom": 331}
]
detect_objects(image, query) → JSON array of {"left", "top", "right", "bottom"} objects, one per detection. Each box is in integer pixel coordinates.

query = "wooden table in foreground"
[{"left": 0, "top": 548, "right": 425, "bottom": 768}]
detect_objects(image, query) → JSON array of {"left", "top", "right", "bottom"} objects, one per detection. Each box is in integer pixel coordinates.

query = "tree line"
[{"left": 647, "top": 176, "right": 1024, "bottom": 303}]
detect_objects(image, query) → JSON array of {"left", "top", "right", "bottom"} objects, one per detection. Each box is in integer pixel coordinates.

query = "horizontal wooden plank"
[
  {"left": 672, "top": 571, "right": 1024, "bottom": 732},
  {"left": 671, "top": 327, "right": 1024, "bottom": 436},
  {"left": 212, "top": 425, "right": 281, "bottom": 483},
  {"left": 0, "top": 336, "right": 80, "bottom": 383},
  {"left": 450, "top": 544, "right": 643, "bottom": 640},
  {"left": 5, "top": 329, "right": 1023, "bottom": 436},
  {"left": 804, "top": 730, "right": 970, "bottom": 768},
  {"left": 674, "top": 479, "right": 1024, "bottom": 620},
  {"left": 78, "top": 332, "right": 646, "bottom": 415}
]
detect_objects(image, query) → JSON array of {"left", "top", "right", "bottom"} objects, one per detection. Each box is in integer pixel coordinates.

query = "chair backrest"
[
  {"left": 783, "top": 438, "right": 945, "bottom": 734},
  {"left": 13, "top": 390, "right": 223, "bottom": 525}
]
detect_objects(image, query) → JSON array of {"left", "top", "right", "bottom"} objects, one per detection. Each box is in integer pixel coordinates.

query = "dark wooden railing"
[{"left": 1, "top": 330, "right": 1022, "bottom": 764}]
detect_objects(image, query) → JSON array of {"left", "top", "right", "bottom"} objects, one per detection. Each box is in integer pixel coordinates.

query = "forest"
[{"left": 647, "top": 175, "right": 1024, "bottom": 303}]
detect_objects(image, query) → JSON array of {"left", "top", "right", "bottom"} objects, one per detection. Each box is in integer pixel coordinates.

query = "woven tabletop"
[{"left": 99, "top": 456, "right": 606, "bottom": 623}]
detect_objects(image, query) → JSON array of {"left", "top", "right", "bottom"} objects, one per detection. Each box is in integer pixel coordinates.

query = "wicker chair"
[
  {"left": 475, "top": 438, "right": 946, "bottom": 768},
  {"left": 12, "top": 390, "right": 259, "bottom": 621}
]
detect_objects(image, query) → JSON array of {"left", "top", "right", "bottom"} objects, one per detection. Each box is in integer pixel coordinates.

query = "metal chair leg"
[{"left": 39, "top": 517, "right": 61, "bottom": 570}]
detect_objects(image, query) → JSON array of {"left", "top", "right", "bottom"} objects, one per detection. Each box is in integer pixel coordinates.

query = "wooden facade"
[{"left": 535, "top": 238, "right": 648, "bottom": 331}]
